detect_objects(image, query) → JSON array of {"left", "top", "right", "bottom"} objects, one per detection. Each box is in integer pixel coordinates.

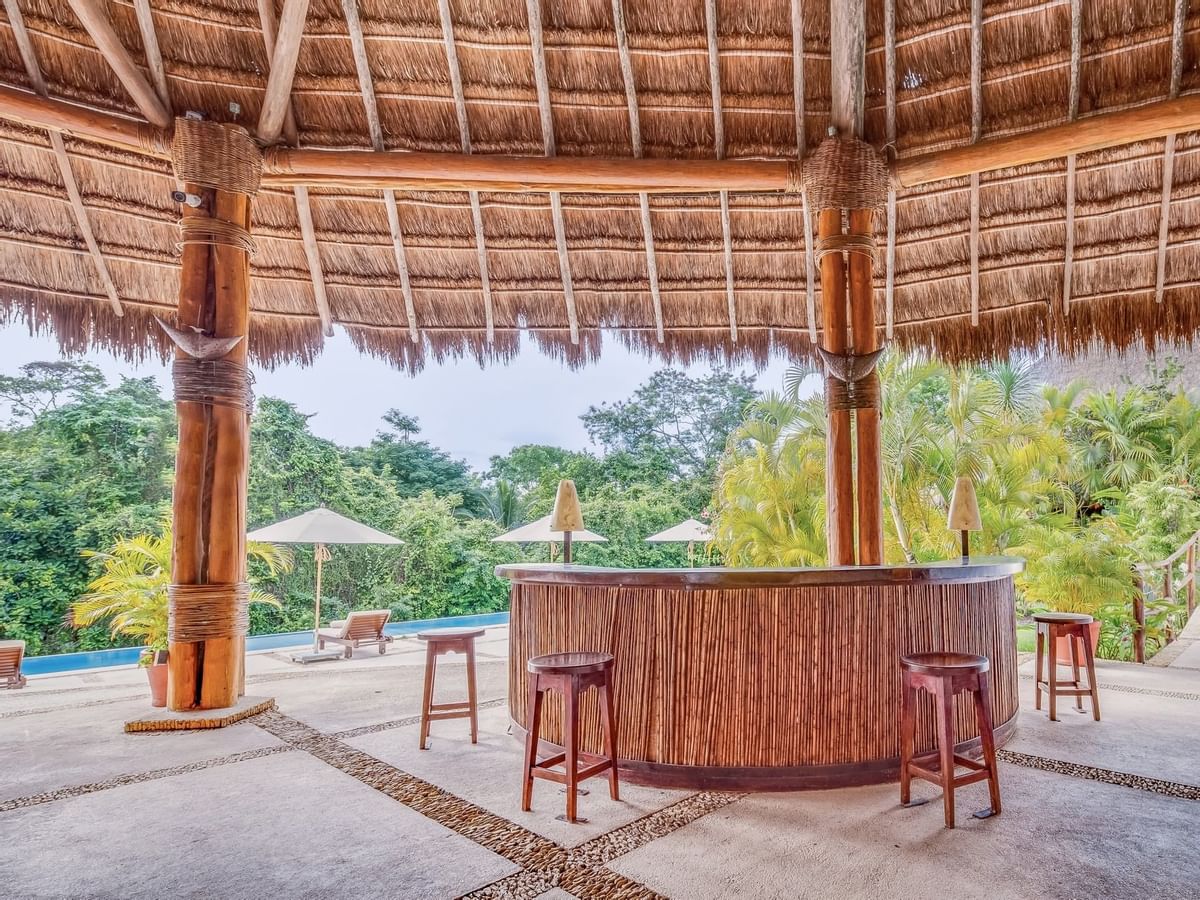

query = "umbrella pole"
[{"left": 313, "top": 542, "right": 326, "bottom": 653}]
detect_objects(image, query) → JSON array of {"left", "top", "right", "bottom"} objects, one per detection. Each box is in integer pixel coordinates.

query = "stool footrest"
[
  {"left": 428, "top": 701, "right": 473, "bottom": 712},
  {"left": 1037, "top": 683, "right": 1092, "bottom": 697},
  {"left": 530, "top": 751, "right": 615, "bottom": 787}
]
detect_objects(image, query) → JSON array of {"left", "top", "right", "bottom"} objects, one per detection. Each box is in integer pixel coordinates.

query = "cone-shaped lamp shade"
[
  {"left": 947, "top": 476, "right": 982, "bottom": 531},
  {"left": 550, "top": 479, "right": 585, "bottom": 532}
]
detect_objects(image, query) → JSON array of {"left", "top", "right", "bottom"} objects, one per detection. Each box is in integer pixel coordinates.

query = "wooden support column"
[
  {"left": 819, "top": 207, "right": 855, "bottom": 566},
  {"left": 849, "top": 208, "right": 882, "bottom": 564},
  {"left": 166, "top": 120, "right": 261, "bottom": 710}
]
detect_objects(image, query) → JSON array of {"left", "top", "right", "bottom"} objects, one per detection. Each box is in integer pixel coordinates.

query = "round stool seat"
[
  {"left": 417, "top": 627, "right": 485, "bottom": 642},
  {"left": 1033, "top": 612, "right": 1093, "bottom": 625},
  {"left": 900, "top": 652, "right": 989, "bottom": 676},
  {"left": 528, "top": 651, "right": 613, "bottom": 676}
]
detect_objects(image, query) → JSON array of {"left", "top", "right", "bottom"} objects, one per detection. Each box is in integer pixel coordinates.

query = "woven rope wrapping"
[
  {"left": 803, "top": 136, "right": 889, "bottom": 211},
  {"left": 825, "top": 374, "right": 881, "bottom": 411},
  {"left": 168, "top": 582, "right": 250, "bottom": 642},
  {"left": 176, "top": 216, "right": 256, "bottom": 255},
  {"left": 171, "top": 118, "right": 263, "bottom": 195},
  {"left": 815, "top": 232, "right": 876, "bottom": 262},
  {"left": 172, "top": 358, "right": 254, "bottom": 411}
]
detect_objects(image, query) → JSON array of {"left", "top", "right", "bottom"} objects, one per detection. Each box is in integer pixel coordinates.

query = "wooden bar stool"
[
  {"left": 1034, "top": 612, "right": 1101, "bottom": 722},
  {"left": 521, "top": 651, "right": 619, "bottom": 824},
  {"left": 899, "top": 652, "right": 1002, "bottom": 829},
  {"left": 417, "top": 628, "right": 484, "bottom": 750}
]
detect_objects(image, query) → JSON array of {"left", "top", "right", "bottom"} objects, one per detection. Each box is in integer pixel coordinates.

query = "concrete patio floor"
[{"left": 2, "top": 627, "right": 1198, "bottom": 899}]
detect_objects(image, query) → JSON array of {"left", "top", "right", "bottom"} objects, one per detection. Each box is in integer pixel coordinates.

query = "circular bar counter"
[{"left": 497, "top": 558, "right": 1023, "bottom": 790}]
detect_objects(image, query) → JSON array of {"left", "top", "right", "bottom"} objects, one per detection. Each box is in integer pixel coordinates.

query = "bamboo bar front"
[{"left": 498, "top": 559, "right": 1022, "bottom": 790}]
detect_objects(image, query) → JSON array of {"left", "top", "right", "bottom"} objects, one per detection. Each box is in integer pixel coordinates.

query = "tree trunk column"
[
  {"left": 165, "top": 119, "right": 262, "bottom": 711},
  {"left": 806, "top": 135, "right": 889, "bottom": 568}
]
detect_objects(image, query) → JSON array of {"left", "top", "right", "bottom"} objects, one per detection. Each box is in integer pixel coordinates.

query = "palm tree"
[
  {"left": 1071, "top": 388, "right": 1166, "bottom": 494},
  {"left": 490, "top": 478, "right": 525, "bottom": 529},
  {"left": 72, "top": 525, "right": 292, "bottom": 651}
]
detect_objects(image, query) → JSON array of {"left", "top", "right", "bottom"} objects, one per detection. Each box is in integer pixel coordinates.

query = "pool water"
[{"left": 23, "top": 611, "right": 510, "bottom": 676}]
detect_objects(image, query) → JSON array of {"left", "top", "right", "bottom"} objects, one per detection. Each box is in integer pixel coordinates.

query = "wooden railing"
[{"left": 1133, "top": 529, "right": 1200, "bottom": 663}]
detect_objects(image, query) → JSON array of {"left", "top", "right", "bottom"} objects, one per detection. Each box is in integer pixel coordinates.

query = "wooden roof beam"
[
  {"left": 437, "top": 0, "right": 494, "bottom": 343},
  {"left": 257, "top": 0, "right": 309, "bottom": 145},
  {"left": 131, "top": 0, "right": 169, "bottom": 109},
  {"left": 1156, "top": 0, "right": 1188, "bottom": 304},
  {"left": 525, "top": 0, "right": 578, "bottom": 344},
  {"left": 883, "top": 0, "right": 896, "bottom": 339},
  {"left": 4, "top": 0, "right": 122, "bottom": 316},
  {"left": 790, "top": 0, "right": 817, "bottom": 343},
  {"left": 704, "top": 0, "right": 737, "bottom": 342},
  {"left": 612, "top": 0, "right": 663, "bottom": 343},
  {"left": 342, "top": 0, "right": 418, "bottom": 342},
  {"left": 830, "top": 0, "right": 865, "bottom": 135},
  {"left": 66, "top": 0, "right": 171, "bottom": 128},
  {"left": 969, "top": 0, "right": 982, "bottom": 326},
  {"left": 1063, "top": 0, "right": 1081, "bottom": 316}
]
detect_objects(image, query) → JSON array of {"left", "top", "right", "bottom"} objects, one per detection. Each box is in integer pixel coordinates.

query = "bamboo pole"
[
  {"left": 819, "top": 208, "right": 855, "bottom": 566},
  {"left": 849, "top": 208, "right": 883, "bottom": 565}
]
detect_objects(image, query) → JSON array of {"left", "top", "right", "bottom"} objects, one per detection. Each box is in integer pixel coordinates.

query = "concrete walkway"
[{"left": 1, "top": 629, "right": 1198, "bottom": 899}]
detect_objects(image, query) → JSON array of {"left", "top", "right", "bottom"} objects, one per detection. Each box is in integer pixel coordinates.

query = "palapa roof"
[{"left": 1, "top": 0, "right": 1199, "bottom": 372}]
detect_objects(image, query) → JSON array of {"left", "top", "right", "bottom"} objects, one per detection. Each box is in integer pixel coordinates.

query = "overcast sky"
[{"left": 0, "top": 322, "right": 813, "bottom": 471}]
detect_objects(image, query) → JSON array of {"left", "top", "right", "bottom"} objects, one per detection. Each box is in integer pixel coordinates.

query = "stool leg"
[
  {"left": 419, "top": 643, "right": 437, "bottom": 750},
  {"left": 1068, "top": 631, "right": 1084, "bottom": 711},
  {"left": 974, "top": 673, "right": 1002, "bottom": 816},
  {"left": 465, "top": 639, "right": 479, "bottom": 744},
  {"left": 1081, "top": 628, "right": 1101, "bottom": 722},
  {"left": 564, "top": 678, "right": 580, "bottom": 823},
  {"left": 899, "top": 672, "right": 916, "bottom": 806},
  {"left": 934, "top": 680, "right": 957, "bottom": 828},
  {"left": 1034, "top": 627, "right": 1044, "bottom": 711},
  {"left": 1047, "top": 626, "right": 1059, "bottom": 722},
  {"left": 600, "top": 671, "right": 620, "bottom": 801},
  {"left": 521, "top": 676, "right": 543, "bottom": 812}
]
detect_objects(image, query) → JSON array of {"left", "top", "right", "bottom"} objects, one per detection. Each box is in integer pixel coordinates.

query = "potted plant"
[
  {"left": 1012, "top": 519, "right": 1137, "bottom": 663},
  {"left": 72, "top": 525, "right": 291, "bottom": 706}
]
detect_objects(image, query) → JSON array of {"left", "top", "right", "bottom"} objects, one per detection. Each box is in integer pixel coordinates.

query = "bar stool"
[
  {"left": 1034, "top": 612, "right": 1101, "bottom": 722},
  {"left": 521, "top": 651, "right": 619, "bottom": 824},
  {"left": 899, "top": 652, "right": 1002, "bottom": 829},
  {"left": 417, "top": 628, "right": 483, "bottom": 750}
]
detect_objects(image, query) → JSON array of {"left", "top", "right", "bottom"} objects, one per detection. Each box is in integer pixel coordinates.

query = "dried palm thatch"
[{"left": 0, "top": 0, "right": 1198, "bottom": 370}]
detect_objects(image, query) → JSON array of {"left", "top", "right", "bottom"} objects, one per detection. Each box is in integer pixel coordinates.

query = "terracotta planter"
[
  {"left": 145, "top": 662, "right": 168, "bottom": 707},
  {"left": 1052, "top": 620, "right": 1101, "bottom": 666}
]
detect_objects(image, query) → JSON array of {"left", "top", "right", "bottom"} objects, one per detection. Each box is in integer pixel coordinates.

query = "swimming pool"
[{"left": 23, "top": 611, "right": 510, "bottom": 676}]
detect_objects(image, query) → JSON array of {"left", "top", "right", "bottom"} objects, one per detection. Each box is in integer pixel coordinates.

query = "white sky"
[{"left": 0, "top": 322, "right": 817, "bottom": 471}]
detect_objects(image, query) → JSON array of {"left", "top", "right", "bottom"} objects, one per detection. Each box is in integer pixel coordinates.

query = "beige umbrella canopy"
[
  {"left": 248, "top": 507, "right": 402, "bottom": 662},
  {"left": 646, "top": 518, "right": 713, "bottom": 566},
  {"left": 492, "top": 514, "right": 607, "bottom": 545}
]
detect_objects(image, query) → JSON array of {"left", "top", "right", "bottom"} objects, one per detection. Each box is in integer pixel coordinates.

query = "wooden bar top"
[{"left": 496, "top": 556, "right": 1024, "bottom": 589}]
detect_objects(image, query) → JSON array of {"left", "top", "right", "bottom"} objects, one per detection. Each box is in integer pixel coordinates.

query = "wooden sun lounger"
[
  {"left": 0, "top": 640, "right": 27, "bottom": 689},
  {"left": 317, "top": 610, "right": 393, "bottom": 659}
]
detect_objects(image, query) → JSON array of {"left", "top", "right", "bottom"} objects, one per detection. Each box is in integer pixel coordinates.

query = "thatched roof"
[{"left": 1, "top": 0, "right": 1198, "bottom": 371}]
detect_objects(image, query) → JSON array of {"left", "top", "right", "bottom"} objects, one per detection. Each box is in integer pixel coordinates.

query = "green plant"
[
  {"left": 71, "top": 524, "right": 292, "bottom": 652},
  {"left": 1011, "top": 519, "right": 1137, "bottom": 618}
]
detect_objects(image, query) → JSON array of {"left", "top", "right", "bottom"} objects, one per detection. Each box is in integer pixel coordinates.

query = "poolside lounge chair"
[
  {"left": 317, "top": 610, "right": 393, "bottom": 659},
  {"left": 0, "top": 640, "right": 27, "bottom": 689}
]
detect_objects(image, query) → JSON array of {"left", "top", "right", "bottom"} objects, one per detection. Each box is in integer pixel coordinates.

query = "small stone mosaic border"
[
  {"left": 0, "top": 744, "right": 293, "bottom": 813},
  {"left": 998, "top": 749, "right": 1200, "bottom": 800},
  {"left": 0, "top": 693, "right": 148, "bottom": 719},
  {"left": 1017, "top": 673, "right": 1200, "bottom": 702}
]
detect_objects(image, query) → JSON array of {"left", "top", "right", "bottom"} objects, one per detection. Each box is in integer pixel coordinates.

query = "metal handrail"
[{"left": 1132, "top": 529, "right": 1200, "bottom": 663}]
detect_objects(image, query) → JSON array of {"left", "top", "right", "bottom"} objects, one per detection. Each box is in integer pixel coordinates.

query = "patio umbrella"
[
  {"left": 493, "top": 514, "right": 606, "bottom": 561},
  {"left": 247, "top": 507, "right": 402, "bottom": 663},
  {"left": 645, "top": 518, "right": 713, "bottom": 566}
]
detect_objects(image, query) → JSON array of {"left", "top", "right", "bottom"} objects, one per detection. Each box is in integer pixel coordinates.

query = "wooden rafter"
[
  {"left": 790, "top": 0, "right": 817, "bottom": 342},
  {"left": 1156, "top": 0, "right": 1188, "bottom": 304},
  {"left": 342, "top": 0, "right": 418, "bottom": 342},
  {"left": 437, "top": 0, "right": 494, "bottom": 342},
  {"left": 612, "top": 0, "right": 663, "bottom": 343},
  {"left": 883, "top": 0, "right": 896, "bottom": 340},
  {"left": 1063, "top": 0, "right": 1081, "bottom": 315},
  {"left": 132, "top": 0, "right": 169, "bottom": 108},
  {"left": 969, "top": 0, "right": 982, "bottom": 326},
  {"left": 256, "top": 0, "right": 330, "bottom": 337},
  {"left": 525, "top": 0, "right": 578, "bottom": 343},
  {"left": 4, "top": 0, "right": 122, "bottom": 316},
  {"left": 704, "top": 0, "right": 737, "bottom": 341},
  {"left": 66, "top": 0, "right": 171, "bottom": 128},
  {"left": 829, "top": 0, "right": 865, "bottom": 135},
  {"left": 257, "top": 0, "right": 309, "bottom": 145}
]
